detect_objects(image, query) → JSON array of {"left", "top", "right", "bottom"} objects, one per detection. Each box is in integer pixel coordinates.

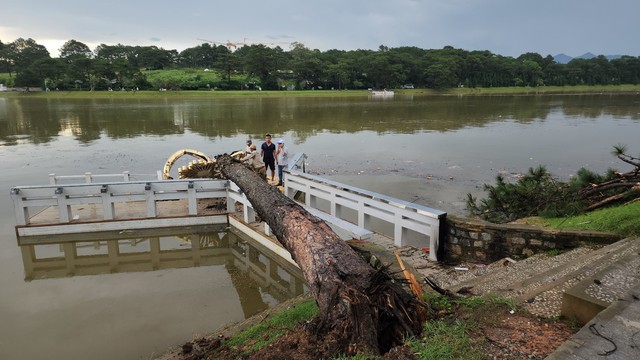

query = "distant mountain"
[
  {"left": 575, "top": 52, "right": 597, "bottom": 59},
  {"left": 553, "top": 53, "right": 623, "bottom": 64},
  {"left": 553, "top": 53, "right": 573, "bottom": 64}
]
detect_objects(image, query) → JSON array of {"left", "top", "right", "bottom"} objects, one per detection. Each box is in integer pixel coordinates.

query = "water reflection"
[
  {"left": 19, "top": 225, "right": 306, "bottom": 317},
  {"left": 1, "top": 94, "right": 638, "bottom": 146}
]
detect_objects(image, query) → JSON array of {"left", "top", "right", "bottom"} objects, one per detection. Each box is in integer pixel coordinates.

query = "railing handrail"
[
  {"left": 286, "top": 170, "right": 446, "bottom": 219},
  {"left": 48, "top": 171, "right": 161, "bottom": 184},
  {"left": 283, "top": 169, "right": 446, "bottom": 260},
  {"left": 14, "top": 178, "right": 224, "bottom": 192},
  {"left": 10, "top": 178, "right": 230, "bottom": 227},
  {"left": 12, "top": 153, "right": 447, "bottom": 261},
  {"left": 287, "top": 152, "right": 307, "bottom": 172}
]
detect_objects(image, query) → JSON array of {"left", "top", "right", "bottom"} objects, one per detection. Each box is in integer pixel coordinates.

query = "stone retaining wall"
[{"left": 444, "top": 215, "right": 622, "bottom": 263}]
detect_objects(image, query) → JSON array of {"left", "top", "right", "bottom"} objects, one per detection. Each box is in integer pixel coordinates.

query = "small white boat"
[{"left": 369, "top": 89, "right": 394, "bottom": 96}]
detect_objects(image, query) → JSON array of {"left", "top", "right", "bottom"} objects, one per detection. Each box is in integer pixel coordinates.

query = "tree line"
[{"left": 1, "top": 38, "right": 639, "bottom": 91}]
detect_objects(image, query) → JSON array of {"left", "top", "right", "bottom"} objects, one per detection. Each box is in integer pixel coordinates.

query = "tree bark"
[{"left": 214, "top": 154, "right": 424, "bottom": 355}]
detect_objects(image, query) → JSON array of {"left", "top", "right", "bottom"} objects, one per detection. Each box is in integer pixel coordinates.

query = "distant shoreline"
[{"left": 1, "top": 85, "right": 639, "bottom": 98}]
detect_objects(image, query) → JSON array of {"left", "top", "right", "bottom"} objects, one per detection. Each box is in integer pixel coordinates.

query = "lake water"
[{"left": 1, "top": 93, "right": 639, "bottom": 359}]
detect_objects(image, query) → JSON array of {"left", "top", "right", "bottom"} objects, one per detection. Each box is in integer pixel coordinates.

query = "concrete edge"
[
  {"left": 561, "top": 251, "right": 640, "bottom": 325},
  {"left": 546, "top": 284, "right": 640, "bottom": 360}
]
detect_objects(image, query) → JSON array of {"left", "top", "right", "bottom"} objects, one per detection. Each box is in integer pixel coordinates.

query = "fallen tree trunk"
[{"left": 214, "top": 154, "right": 425, "bottom": 356}]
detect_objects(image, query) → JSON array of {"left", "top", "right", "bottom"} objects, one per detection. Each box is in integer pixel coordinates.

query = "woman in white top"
[{"left": 276, "top": 139, "right": 288, "bottom": 186}]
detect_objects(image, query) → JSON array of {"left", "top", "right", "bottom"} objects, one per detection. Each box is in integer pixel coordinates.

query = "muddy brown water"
[{"left": 0, "top": 93, "right": 638, "bottom": 359}]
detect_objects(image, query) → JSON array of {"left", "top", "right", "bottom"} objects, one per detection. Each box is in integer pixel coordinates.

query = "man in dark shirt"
[{"left": 260, "top": 133, "right": 276, "bottom": 182}]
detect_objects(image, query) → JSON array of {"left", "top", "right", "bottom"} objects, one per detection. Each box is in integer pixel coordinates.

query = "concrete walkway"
[{"left": 546, "top": 282, "right": 640, "bottom": 359}]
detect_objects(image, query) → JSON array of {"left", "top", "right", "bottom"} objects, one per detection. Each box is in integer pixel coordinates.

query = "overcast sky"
[{"left": 2, "top": 0, "right": 638, "bottom": 58}]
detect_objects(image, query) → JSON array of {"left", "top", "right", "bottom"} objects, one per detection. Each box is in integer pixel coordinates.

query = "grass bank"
[
  {"left": 2, "top": 82, "right": 639, "bottom": 99},
  {"left": 447, "top": 84, "right": 640, "bottom": 95},
  {"left": 185, "top": 292, "right": 573, "bottom": 359},
  {"left": 542, "top": 201, "right": 640, "bottom": 236},
  {"left": 0, "top": 88, "right": 372, "bottom": 99}
]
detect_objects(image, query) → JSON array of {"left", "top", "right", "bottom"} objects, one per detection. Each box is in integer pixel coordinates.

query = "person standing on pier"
[
  {"left": 276, "top": 139, "right": 288, "bottom": 186},
  {"left": 260, "top": 133, "right": 276, "bottom": 183},
  {"left": 243, "top": 144, "right": 267, "bottom": 179}
]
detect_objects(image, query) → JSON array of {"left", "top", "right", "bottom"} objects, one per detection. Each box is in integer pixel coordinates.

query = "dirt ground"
[
  {"left": 472, "top": 310, "right": 576, "bottom": 359},
  {"left": 168, "top": 307, "right": 575, "bottom": 360}
]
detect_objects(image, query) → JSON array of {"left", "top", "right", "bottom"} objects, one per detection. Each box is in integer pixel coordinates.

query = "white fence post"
[
  {"left": 101, "top": 185, "right": 114, "bottom": 220},
  {"left": 188, "top": 182, "right": 197, "bottom": 215},
  {"left": 10, "top": 188, "right": 28, "bottom": 225},
  {"left": 55, "top": 187, "right": 72, "bottom": 222},
  {"left": 244, "top": 202, "right": 256, "bottom": 223},
  {"left": 145, "top": 183, "right": 157, "bottom": 217},
  {"left": 429, "top": 226, "right": 439, "bottom": 261}
]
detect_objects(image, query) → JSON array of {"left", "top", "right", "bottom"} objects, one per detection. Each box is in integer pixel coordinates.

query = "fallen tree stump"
[{"left": 214, "top": 154, "right": 427, "bottom": 356}]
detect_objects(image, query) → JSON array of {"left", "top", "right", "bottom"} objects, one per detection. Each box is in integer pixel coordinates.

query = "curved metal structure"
[
  {"left": 163, "top": 149, "right": 247, "bottom": 180},
  {"left": 162, "top": 149, "right": 211, "bottom": 180}
]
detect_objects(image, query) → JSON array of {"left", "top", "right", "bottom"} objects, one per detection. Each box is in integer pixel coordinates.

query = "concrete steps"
[
  {"left": 546, "top": 282, "right": 640, "bottom": 360},
  {"left": 561, "top": 251, "right": 640, "bottom": 324},
  {"left": 435, "top": 237, "right": 640, "bottom": 318}
]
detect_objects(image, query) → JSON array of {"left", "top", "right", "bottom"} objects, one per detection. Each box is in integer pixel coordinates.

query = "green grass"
[
  {"left": 543, "top": 201, "right": 640, "bottom": 236},
  {"left": 0, "top": 73, "right": 14, "bottom": 87},
  {"left": 0, "top": 88, "right": 372, "bottom": 98},
  {"left": 409, "top": 294, "right": 520, "bottom": 360},
  {"left": 406, "top": 320, "right": 482, "bottom": 360},
  {"left": 223, "top": 299, "right": 318, "bottom": 355},
  {"left": 205, "top": 292, "right": 535, "bottom": 358},
  {"left": 143, "top": 68, "right": 247, "bottom": 90},
  {"left": 2, "top": 82, "right": 639, "bottom": 98},
  {"left": 448, "top": 84, "right": 640, "bottom": 95}
]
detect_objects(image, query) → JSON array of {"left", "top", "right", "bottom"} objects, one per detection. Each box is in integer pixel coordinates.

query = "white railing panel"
[
  {"left": 15, "top": 198, "right": 58, "bottom": 207},
  {"left": 288, "top": 170, "right": 445, "bottom": 218},
  {"left": 15, "top": 187, "right": 58, "bottom": 198},
  {"left": 153, "top": 192, "right": 190, "bottom": 201},
  {"left": 283, "top": 168, "right": 446, "bottom": 260},
  {"left": 108, "top": 194, "right": 147, "bottom": 202},
  {"left": 48, "top": 171, "right": 155, "bottom": 184},
  {"left": 11, "top": 179, "right": 231, "bottom": 226},
  {"left": 14, "top": 157, "right": 445, "bottom": 261},
  {"left": 65, "top": 197, "right": 104, "bottom": 206},
  {"left": 195, "top": 191, "right": 228, "bottom": 199}
]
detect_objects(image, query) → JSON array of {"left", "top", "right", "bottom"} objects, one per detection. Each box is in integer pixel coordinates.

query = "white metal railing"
[
  {"left": 10, "top": 179, "right": 228, "bottom": 225},
  {"left": 48, "top": 171, "right": 161, "bottom": 184},
  {"left": 283, "top": 169, "right": 446, "bottom": 261},
  {"left": 12, "top": 152, "right": 447, "bottom": 260},
  {"left": 226, "top": 181, "right": 275, "bottom": 235},
  {"left": 288, "top": 153, "right": 307, "bottom": 173}
]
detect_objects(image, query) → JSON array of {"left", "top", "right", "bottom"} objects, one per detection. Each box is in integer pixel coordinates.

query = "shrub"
[{"left": 466, "top": 166, "right": 583, "bottom": 223}]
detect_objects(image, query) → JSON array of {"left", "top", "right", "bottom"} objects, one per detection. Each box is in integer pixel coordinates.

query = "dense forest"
[{"left": 1, "top": 38, "right": 639, "bottom": 91}]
